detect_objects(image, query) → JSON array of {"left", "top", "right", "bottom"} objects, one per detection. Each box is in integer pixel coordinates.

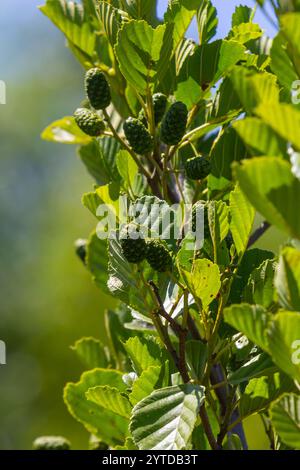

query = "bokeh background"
[{"left": 0, "top": 0, "right": 283, "bottom": 450}]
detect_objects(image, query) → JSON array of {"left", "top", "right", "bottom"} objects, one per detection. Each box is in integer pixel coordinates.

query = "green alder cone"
[
  {"left": 185, "top": 155, "right": 211, "bottom": 180},
  {"left": 74, "top": 108, "right": 105, "bottom": 137},
  {"left": 146, "top": 239, "right": 173, "bottom": 272},
  {"left": 123, "top": 117, "right": 153, "bottom": 155},
  {"left": 120, "top": 224, "right": 147, "bottom": 263},
  {"left": 160, "top": 101, "right": 188, "bottom": 145},
  {"left": 138, "top": 93, "right": 168, "bottom": 127},
  {"left": 192, "top": 201, "right": 210, "bottom": 238},
  {"left": 85, "top": 68, "right": 111, "bottom": 110},
  {"left": 74, "top": 238, "right": 87, "bottom": 264},
  {"left": 33, "top": 436, "right": 71, "bottom": 450}
]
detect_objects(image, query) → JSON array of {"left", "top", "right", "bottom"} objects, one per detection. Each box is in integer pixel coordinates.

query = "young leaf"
[
  {"left": 64, "top": 369, "right": 128, "bottom": 445},
  {"left": 231, "top": 5, "right": 252, "bottom": 27},
  {"left": 129, "top": 365, "right": 162, "bottom": 405},
  {"left": 71, "top": 337, "right": 109, "bottom": 369},
  {"left": 116, "top": 149, "right": 138, "bottom": 194},
  {"left": 124, "top": 336, "right": 162, "bottom": 376},
  {"left": 271, "top": 393, "right": 300, "bottom": 450},
  {"left": 130, "top": 384, "right": 205, "bottom": 450},
  {"left": 224, "top": 303, "right": 271, "bottom": 351},
  {"left": 41, "top": 116, "right": 92, "bottom": 145},
  {"left": 230, "top": 185, "right": 255, "bottom": 257},
  {"left": 86, "top": 385, "right": 132, "bottom": 418},
  {"left": 185, "top": 340, "right": 208, "bottom": 381},
  {"left": 267, "top": 311, "right": 300, "bottom": 382}
]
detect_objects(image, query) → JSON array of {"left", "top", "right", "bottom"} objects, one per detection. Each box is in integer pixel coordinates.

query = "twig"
[
  {"left": 247, "top": 221, "right": 271, "bottom": 248},
  {"left": 148, "top": 280, "right": 183, "bottom": 336},
  {"left": 199, "top": 405, "right": 220, "bottom": 450}
]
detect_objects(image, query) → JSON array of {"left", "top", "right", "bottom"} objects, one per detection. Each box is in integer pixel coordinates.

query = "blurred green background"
[{"left": 0, "top": 0, "right": 285, "bottom": 450}]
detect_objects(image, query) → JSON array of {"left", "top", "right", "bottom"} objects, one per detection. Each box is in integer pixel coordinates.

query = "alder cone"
[
  {"left": 123, "top": 117, "right": 153, "bottom": 155},
  {"left": 146, "top": 239, "right": 172, "bottom": 272},
  {"left": 74, "top": 108, "right": 105, "bottom": 137},
  {"left": 185, "top": 155, "right": 211, "bottom": 180},
  {"left": 160, "top": 101, "right": 188, "bottom": 145},
  {"left": 120, "top": 224, "right": 147, "bottom": 264},
  {"left": 33, "top": 436, "right": 71, "bottom": 450},
  {"left": 85, "top": 68, "right": 111, "bottom": 110}
]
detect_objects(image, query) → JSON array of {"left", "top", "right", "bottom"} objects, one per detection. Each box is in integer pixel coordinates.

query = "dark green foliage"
[
  {"left": 145, "top": 239, "right": 172, "bottom": 272},
  {"left": 123, "top": 117, "right": 153, "bottom": 154},
  {"left": 33, "top": 436, "right": 71, "bottom": 450},
  {"left": 160, "top": 101, "right": 188, "bottom": 145},
  {"left": 85, "top": 68, "right": 111, "bottom": 110},
  {"left": 192, "top": 201, "right": 210, "bottom": 238},
  {"left": 185, "top": 156, "right": 211, "bottom": 180},
  {"left": 120, "top": 224, "right": 147, "bottom": 263},
  {"left": 74, "top": 108, "right": 105, "bottom": 137}
]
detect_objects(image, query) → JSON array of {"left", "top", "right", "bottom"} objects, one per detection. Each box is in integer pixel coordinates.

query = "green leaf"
[
  {"left": 267, "top": 311, "right": 300, "bottom": 382},
  {"left": 179, "top": 259, "right": 221, "bottom": 310},
  {"left": 121, "top": 0, "right": 157, "bottom": 23},
  {"left": 40, "top": 0, "right": 96, "bottom": 56},
  {"left": 41, "top": 116, "right": 92, "bottom": 145},
  {"left": 229, "top": 248, "right": 274, "bottom": 304},
  {"left": 164, "top": 0, "right": 196, "bottom": 52},
  {"left": 98, "top": 1, "right": 123, "bottom": 46},
  {"left": 86, "top": 231, "right": 109, "bottom": 293},
  {"left": 130, "top": 384, "right": 205, "bottom": 450},
  {"left": 224, "top": 303, "right": 271, "bottom": 351},
  {"left": 239, "top": 372, "right": 295, "bottom": 419},
  {"left": 229, "top": 66, "right": 279, "bottom": 113},
  {"left": 255, "top": 102, "right": 300, "bottom": 151},
  {"left": 232, "top": 5, "right": 252, "bottom": 27},
  {"left": 124, "top": 336, "right": 162, "bottom": 376},
  {"left": 71, "top": 337, "right": 108, "bottom": 369},
  {"left": 275, "top": 247, "right": 300, "bottom": 310},
  {"left": 129, "top": 365, "right": 162, "bottom": 405},
  {"left": 64, "top": 369, "right": 128, "bottom": 445},
  {"left": 234, "top": 157, "right": 300, "bottom": 239},
  {"left": 115, "top": 20, "right": 173, "bottom": 95},
  {"left": 228, "top": 352, "right": 276, "bottom": 385},
  {"left": 270, "top": 32, "right": 299, "bottom": 92},
  {"left": 243, "top": 259, "right": 276, "bottom": 309},
  {"left": 115, "top": 437, "right": 138, "bottom": 450},
  {"left": 233, "top": 118, "right": 287, "bottom": 158},
  {"left": 229, "top": 23, "right": 262, "bottom": 44},
  {"left": 116, "top": 149, "right": 138, "bottom": 193},
  {"left": 185, "top": 340, "right": 208, "bottom": 381},
  {"left": 182, "top": 40, "right": 245, "bottom": 89},
  {"left": 207, "top": 200, "right": 230, "bottom": 264},
  {"left": 86, "top": 385, "right": 132, "bottom": 418},
  {"left": 280, "top": 13, "right": 300, "bottom": 77},
  {"left": 271, "top": 393, "right": 300, "bottom": 449},
  {"left": 197, "top": 0, "right": 218, "bottom": 44},
  {"left": 210, "top": 127, "right": 248, "bottom": 182},
  {"left": 229, "top": 184, "right": 255, "bottom": 257},
  {"left": 79, "top": 139, "right": 119, "bottom": 186}
]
